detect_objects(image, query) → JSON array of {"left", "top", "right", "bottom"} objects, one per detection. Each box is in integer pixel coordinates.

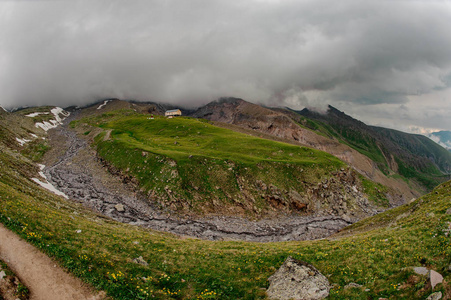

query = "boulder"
[{"left": 267, "top": 256, "right": 330, "bottom": 300}]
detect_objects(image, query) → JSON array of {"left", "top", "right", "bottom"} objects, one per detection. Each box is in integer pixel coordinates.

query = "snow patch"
[
  {"left": 16, "top": 137, "right": 31, "bottom": 146},
  {"left": 31, "top": 164, "right": 69, "bottom": 199},
  {"left": 26, "top": 112, "right": 49, "bottom": 118},
  {"left": 0, "top": 106, "right": 6, "bottom": 112},
  {"left": 35, "top": 107, "right": 70, "bottom": 132},
  {"left": 97, "top": 100, "right": 111, "bottom": 110}
]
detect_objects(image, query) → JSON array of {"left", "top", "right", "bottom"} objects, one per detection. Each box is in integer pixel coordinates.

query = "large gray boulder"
[{"left": 267, "top": 256, "right": 330, "bottom": 300}]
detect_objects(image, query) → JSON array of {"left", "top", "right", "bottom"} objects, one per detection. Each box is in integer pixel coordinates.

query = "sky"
[{"left": 1, "top": 0, "right": 451, "bottom": 134}]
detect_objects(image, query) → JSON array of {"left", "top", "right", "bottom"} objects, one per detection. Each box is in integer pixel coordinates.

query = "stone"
[
  {"left": 0, "top": 270, "right": 6, "bottom": 280},
  {"left": 413, "top": 267, "right": 428, "bottom": 276},
  {"left": 114, "top": 204, "right": 125, "bottom": 212},
  {"left": 133, "top": 256, "right": 148, "bottom": 266},
  {"left": 267, "top": 256, "right": 330, "bottom": 300},
  {"left": 344, "top": 282, "right": 362, "bottom": 289},
  {"left": 426, "top": 291, "right": 442, "bottom": 300},
  {"left": 429, "top": 270, "right": 443, "bottom": 289},
  {"left": 445, "top": 208, "right": 451, "bottom": 215},
  {"left": 75, "top": 229, "right": 82, "bottom": 234}
]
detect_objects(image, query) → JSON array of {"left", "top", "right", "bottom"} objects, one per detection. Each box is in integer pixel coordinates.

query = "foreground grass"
[{"left": 0, "top": 146, "right": 450, "bottom": 299}]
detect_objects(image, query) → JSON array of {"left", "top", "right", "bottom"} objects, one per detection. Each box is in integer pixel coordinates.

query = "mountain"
[
  {"left": 296, "top": 105, "right": 451, "bottom": 190},
  {"left": 191, "top": 98, "right": 424, "bottom": 199},
  {"left": 428, "top": 130, "right": 451, "bottom": 151},
  {"left": 0, "top": 100, "right": 450, "bottom": 299}
]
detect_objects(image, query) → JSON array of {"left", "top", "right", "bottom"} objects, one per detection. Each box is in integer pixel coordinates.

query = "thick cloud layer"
[{"left": 1, "top": 1, "right": 451, "bottom": 132}]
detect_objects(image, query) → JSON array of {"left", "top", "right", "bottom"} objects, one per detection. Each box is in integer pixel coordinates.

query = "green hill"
[
  {"left": 72, "top": 109, "right": 390, "bottom": 218},
  {"left": 0, "top": 113, "right": 450, "bottom": 299}
]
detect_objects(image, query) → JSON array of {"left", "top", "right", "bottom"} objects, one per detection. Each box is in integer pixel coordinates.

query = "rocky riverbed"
[{"left": 42, "top": 113, "right": 353, "bottom": 242}]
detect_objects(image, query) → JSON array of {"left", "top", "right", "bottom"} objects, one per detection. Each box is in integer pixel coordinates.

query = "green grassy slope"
[
  {"left": 0, "top": 107, "right": 49, "bottom": 162},
  {"left": 295, "top": 106, "right": 451, "bottom": 191},
  {"left": 0, "top": 125, "right": 450, "bottom": 299},
  {"left": 73, "top": 110, "right": 389, "bottom": 217}
]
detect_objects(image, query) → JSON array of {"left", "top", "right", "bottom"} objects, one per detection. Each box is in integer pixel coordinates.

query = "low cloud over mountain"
[{"left": 1, "top": 1, "right": 451, "bottom": 132}]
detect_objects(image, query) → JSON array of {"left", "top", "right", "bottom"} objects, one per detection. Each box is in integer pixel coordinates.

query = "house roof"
[{"left": 165, "top": 109, "right": 181, "bottom": 113}]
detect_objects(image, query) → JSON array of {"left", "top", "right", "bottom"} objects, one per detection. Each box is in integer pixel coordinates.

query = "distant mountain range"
[{"left": 428, "top": 130, "right": 451, "bottom": 151}]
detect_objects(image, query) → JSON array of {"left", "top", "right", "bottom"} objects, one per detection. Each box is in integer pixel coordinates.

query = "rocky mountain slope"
[
  {"left": 297, "top": 105, "right": 451, "bottom": 190},
  {"left": 190, "top": 98, "right": 421, "bottom": 200}
]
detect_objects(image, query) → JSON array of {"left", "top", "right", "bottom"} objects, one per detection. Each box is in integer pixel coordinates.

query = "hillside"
[
  {"left": 191, "top": 98, "right": 419, "bottom": 200},
  {"left": 297, "top": 106, "right": 451, "bottom": 190},
  {"left": 0, "top": 107, "right": 450, "bottom": 298},
  {"left": 71, "top": 107, "right": 391, "bottom": 224}
]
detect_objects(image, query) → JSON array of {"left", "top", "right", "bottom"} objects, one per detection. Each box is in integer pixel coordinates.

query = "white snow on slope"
[
  {"left": 26, "top": 112, "right": 49, "bottom": 117},
  {"left": 16, "top": 132, "right": 42, "bottom": 146},
  {"left": 97, "top": 100, "right": 111, "bottom": 110},
  {"left": 31, "top": 164, "right": 68, "bottom": 199},
  {"left": 16, "top": 137, "right": 31, "bottom": 146},
  {"left": 0, "top": 106, "right": 6, "bottom": 112},
  {"left": 35, "top": 107, "right": 70, "bottom": 132}
]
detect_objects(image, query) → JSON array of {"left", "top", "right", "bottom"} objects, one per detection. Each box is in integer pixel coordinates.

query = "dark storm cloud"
[{"left": 1, "top": 0, "right": 451, "bottom": 112}]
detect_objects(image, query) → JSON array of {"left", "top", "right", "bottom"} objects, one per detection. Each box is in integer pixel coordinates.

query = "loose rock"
[
  {"left": 133, "top": 256, "right": 148, "bottom": 266},
  {"left": 429, "top": 270, "right": 443, "bottom": 289},
  {"left": 344, "top": 282, "right": 362, "bottom": 289},
  {"left": 114, "top": 204, "right": 125, "bottom": 212},
  {"left": 413, "top": 267, "right": 428, "bottom": 276},
  {"left": 0, "top": 270, "right": 5, "bottom": 280},
  {"left": 267, "top": 256, "right": 330, "bottom": 300},
  {"left": 426, "top": 291, "right": 442, "bottom": 300}
]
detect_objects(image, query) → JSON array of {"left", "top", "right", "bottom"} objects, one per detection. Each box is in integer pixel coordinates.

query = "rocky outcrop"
[{"left": 267, "top": 256, "right": 330, "bottom": 300}]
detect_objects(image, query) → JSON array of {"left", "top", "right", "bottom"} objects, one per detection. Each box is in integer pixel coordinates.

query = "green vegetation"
[
  {"left": 75, "top": 112, "right": 366, "bottom": 216},
  {"left": 0, "top": 130, "right": 450, "bottom": 299},
  {"left": 297, "top": 115, "right": 390, "bottom": 174},
  {"left": 20, "top": 139, "right": 50, "bottom": 162},
  {"left": 296, "top": 107, "right": 451, "bottom": 190}
]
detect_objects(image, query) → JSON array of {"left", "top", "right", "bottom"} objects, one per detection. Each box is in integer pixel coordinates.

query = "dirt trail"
[{"left": 0, "top": 224, "right": 105, "bottom": 300}]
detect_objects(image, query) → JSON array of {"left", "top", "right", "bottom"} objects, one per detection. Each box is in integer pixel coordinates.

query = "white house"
[{"left": 165, "top": 109, "right": 182, "bottom": 117}]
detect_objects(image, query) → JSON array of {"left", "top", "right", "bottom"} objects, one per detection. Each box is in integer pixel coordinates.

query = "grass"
[{"left": 0, "top": 142, "right": 450, "bottom": 299}]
